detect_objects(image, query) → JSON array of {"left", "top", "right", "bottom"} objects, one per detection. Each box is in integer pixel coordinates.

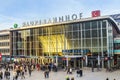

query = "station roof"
[{"left": 10, "top": 16, "right": 120, "bottom": 33}]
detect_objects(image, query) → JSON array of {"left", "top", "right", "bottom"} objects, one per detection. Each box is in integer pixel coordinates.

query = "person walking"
[
  {"left": 44, "top": 68, "right": 49, "bottom": 78},
  {"left": 6, "top": 70, "right": 10, "bottom": 80},
  {"left": 4, "top": 70, "right": 7, "bottom": 79},
  {"left": 44, "top": 64, "right": 50, "bottom": 78},
  {"left": 21, "top": 70, "right": 25, "bottom": 79},
  {"left": 69, "top": 68, "right": 72, "bottom": 74},
  {"left": 28, "top": 67, "right": 32, "bottom": 77},
  {"left": 44, "top": 70, "right": 47, "bottom": 78},
  {"left": 46, "top": 69, "right": 49, "bottom": 78},
  {"left": 36, "top": 64, "right": 40, "bottom": 71},
  {"left": 0, "top": 71, "right": 3, "bottom": 80},
  {"left": 13, "top": 70, "right": 17, "bottom": 80},
  {"left": 76, "top": 69, "right": 80, "bottom": 77},
  {"left": 67, "top": 67, "right": 70, "bottom": 74}
]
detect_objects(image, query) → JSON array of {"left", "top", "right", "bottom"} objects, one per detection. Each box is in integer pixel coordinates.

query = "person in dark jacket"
[
  {"left": 76, "top": 69, "right": 82, "bottom": 77},
  {"left": 4, "top": 70, "right": 7, "bottom": 78},
  {"left": 21, "top": 70, "right": 25, "bottom": 79},
  {"left": 80, "top": 69, "right": 83, "bottom": 77},
  {"left": 0, "top": 71, "right": 3, "bottom": 79},
  {"left": 28, "top": 67, "right": 32, "bottom": 76}
]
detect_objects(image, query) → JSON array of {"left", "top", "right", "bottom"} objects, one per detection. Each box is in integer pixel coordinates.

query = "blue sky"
[{"left": 0, "top": 0, "right": 120, "bottom": 30}]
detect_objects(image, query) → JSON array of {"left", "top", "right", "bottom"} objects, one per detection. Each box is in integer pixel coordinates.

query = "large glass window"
[
  {"left": 91, "top": 21, "right": 97, "bottom": 29},
  {"left": 11, "top": 19, "right": 113, "bottom": 59},
  {"left": 91, "top": 30, "right": 98, "bottom": 37},
  {"left": 85, "top": 30, "right": 91, "bottom": 38},
  {"left": 85, "top": 22, "right": 90, "bottom": 30}
]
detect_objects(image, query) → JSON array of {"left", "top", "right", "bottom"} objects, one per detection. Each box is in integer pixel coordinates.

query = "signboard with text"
[{"left": 22, "top": 13, "right": 83, "bottom": 27}]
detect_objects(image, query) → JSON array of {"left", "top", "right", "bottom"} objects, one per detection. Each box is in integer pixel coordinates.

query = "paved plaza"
[{"left": 2, "top": 68, "right": 120, "bottom": 80}]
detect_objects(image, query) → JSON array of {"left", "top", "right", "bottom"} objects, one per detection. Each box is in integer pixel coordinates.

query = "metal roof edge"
[
  {"left": 10, "top": 16, "right": 119, "bottom": 32},
  {"left": 108, "top": 17, "right": 120, "bottom": 34}
]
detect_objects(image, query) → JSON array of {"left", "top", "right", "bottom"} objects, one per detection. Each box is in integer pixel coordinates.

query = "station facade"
[{"left": 10, "top": 13, "right": 120, "bottom": 69}]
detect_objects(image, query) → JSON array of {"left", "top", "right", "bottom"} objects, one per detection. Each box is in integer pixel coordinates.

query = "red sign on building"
[{"left": 92, "top": 10, "right": 101, "bottom": 17}]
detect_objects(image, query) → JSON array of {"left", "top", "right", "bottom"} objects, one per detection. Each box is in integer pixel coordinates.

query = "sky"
[{"left": 0, "top": 0, "right": 120, "bottom": 30}]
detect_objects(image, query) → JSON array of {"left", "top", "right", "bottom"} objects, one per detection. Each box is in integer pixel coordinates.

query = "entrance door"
[{"left": 69, "top": 58, "right": 82, "bottom": 68}]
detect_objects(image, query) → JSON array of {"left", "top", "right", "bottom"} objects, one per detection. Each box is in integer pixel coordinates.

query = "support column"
[
  {"left": 56, "top": 55, "right": 58, "bottom": 66},
  {"left": 66, "top": 56, "right": 69, "bottom": 67}
]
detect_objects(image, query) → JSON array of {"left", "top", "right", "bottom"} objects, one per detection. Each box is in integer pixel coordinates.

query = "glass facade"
[{"left": 11, "top": 19, "right": 116, "bottom": 68}]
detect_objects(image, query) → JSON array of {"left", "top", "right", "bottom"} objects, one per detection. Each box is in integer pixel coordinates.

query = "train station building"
[{"left": 10, "top": 11, "right": 120, "bottom": 69}]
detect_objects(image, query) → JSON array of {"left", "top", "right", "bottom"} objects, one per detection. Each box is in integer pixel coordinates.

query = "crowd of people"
[
  {"left": 0, "top": 61, "right": 59, "bottom": 80},
  {"left": 0, "top": 61, "right": 35, "bottom": 80},
  {"left": 0, "top": 61, "right": 118, "bottom": 80}
]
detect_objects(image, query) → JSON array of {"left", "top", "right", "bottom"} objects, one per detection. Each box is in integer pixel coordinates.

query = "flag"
[{"left": 92, "top": 10, "right": 100, "bottom": 17}]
